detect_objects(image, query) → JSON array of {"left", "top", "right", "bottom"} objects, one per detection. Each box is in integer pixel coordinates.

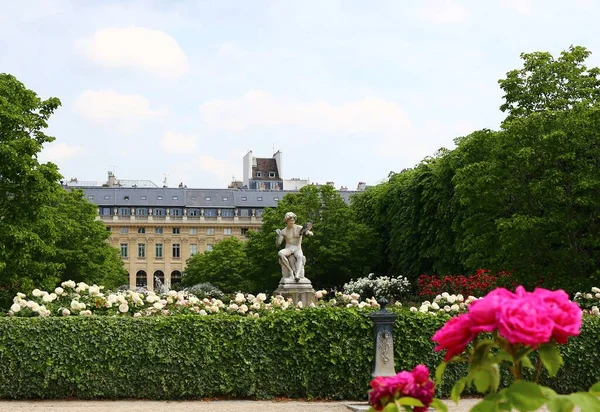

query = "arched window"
[
  {"left": 136, "top": 270, "right": 147, "bottom": 287},
  {"left": 171, "top": 270, "right": 182, "bottom": 285}
]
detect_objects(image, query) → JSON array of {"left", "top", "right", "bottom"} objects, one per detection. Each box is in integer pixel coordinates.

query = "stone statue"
[{"left": 275, "top": 212, "right": 313, "bottom": 281}]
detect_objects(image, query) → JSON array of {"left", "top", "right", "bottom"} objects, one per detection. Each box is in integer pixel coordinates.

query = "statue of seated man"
[{"left": 275, "top": 212, "right": 313, "bottom": 281}]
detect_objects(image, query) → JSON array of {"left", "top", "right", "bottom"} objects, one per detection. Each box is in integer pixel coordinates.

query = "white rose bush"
[
  {"left": 343, "top": 273, "right": 410, "bottom": 301},
  {"left": 6, "top": 282, "right": 382, "bottom": 318},
  {"left": 409, "top": 292, "right": 480, "bottom": 315}
]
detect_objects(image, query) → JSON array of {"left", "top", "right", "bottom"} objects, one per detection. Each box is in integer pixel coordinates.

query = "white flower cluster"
[
  {"left": 7, "top": 281, "right": 382, "bottom": 318},
  {"left": 343, "top": 273, "right": 410, "bottom": 301},
  {"left": 409, "top": 292, "right": 479, "bottom": 315},
  {"left": 574, "top": 287, "right": 600, "bottom": 314}
]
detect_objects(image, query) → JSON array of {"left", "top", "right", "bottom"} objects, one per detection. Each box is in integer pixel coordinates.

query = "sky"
[{"left": 1, "top": 0, "right": 599, "bottom": 189}]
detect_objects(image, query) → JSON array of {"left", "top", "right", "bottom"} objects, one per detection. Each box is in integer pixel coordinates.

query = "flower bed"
[{"left": 417, "top": 269, "right": 515, "bottom": 299}]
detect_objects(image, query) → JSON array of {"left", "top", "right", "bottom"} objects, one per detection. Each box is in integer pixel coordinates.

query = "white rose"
[
  {"left": 441, "top": 292, "right": 450, "bottom": 298},
  {"left": 419, "top": 305, "right": 428, "bottom": 313},
  {"left": 17, "top": 292, "right": 26, "bottom": 298},
  {"left": 240, "top": 304, "right": 248, "bottom": 313},
  {"left": 62, "top": 280, "right": 76, "bottom": 289},
  {"left": 592, "top": 306, "right": 600, "bottom": 315},
  {"left": 350, "top": 293, "right": 360, "bottom": 300},
  {"left": 447, "top": 295, "right": 457, "bottom": 303},
  {"left": 592, "top": 287, "right": 600, "bottom": 293},
  {"left": 586, "top": 293, "right": 593, "bottom": 299},
  {"left": 29, "top": 302, "right": 40, "bottom": 312},
  {"left": 167, "top": 297, "right": 173, "bottom": 304},
  {"left": 32, "top": 289, "right": 43, "bottom": 297},
  {"left": 315, "top": 291, "right": 323, "bottom": 299},
  {"left": 153, "top": 302, "right": 164, "bottom": 310},
  {"left": 410, "top": 307, "right": 418, "bottom": 312},
  {"left": 54, "top": 287, "right": 64, "bottom": 295},
  {"left": 228, "top": 303, "right": 239, "bottom": 311},
  {"left": 235, "top": 293, "right": 245, "bottom": 303},
  {"left": 247, "top": 294, "right": 255, "bottom": 301},
  {"left": 10, "top": 303, "right": 21, "bottom": 313},
  {"left": 257, "top": 293, "right": 267, "bottom": 302},
  {"left": 595, "top": 293, "right": 600, "bottom": 299},
  {"left": 296, "top": 301, "right": 303, "bottom": 309},
  {"left": 89, "top": 286, "right": 100, "bottom": 295},
  {"left": 119, "top": 303, "right": 129, "bottom": 313},
  {"left": 431, "top": 302, "right": 440, "bottom": 310},
  {"left": 133, "top": 312, "right": 142, "bottom": 318},
  {"left": 80, "top": 310, "right": 92, "bottom": 316},
  {"left": 199, "top": 310, "right": 207, "bottom": 316},
  {"left": 282, "top": 302, "right": 289, "bottom": 310},
  {"left": 450, "top": 304, "right": 460, "bottom": 311},
  {"left": 444, "top": 305, "right": 451, "bottom": 312},
  {"left": 168, "top": 290, "right": 178, "bottom": 297},
  {"left": 42, "top": 294, "right": 55, "bottom": 303},
  {"left": 251, "top": 302, "right": 261, "bottom": 310},
  {"left": 62, "top": 309, "right": 71, "bottom": 316},
  {"left": 435, "top": 294, "right": 442, "bottom": 300}
]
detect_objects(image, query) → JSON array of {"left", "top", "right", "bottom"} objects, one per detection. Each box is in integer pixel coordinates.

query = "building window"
[
  {"left": 223, "top": 197, "right": 228, "bottom": 201},
  {"left": 204, "top": 208, "right": 217, "bottom": 217},
  {"left": 120, "top": 243, "right": 128, "bottom": 258},
  {"left": 171, "top": 208, "right": 183, "bottom": 216},
  {"left": 104, "top": 195, "right": 110, "bottom": 200},
  {"left": 118, "top": 208, "right": 130, "bottom": 216},
  {"left": 172, "top": 227, "right": 180, "bottom": 234},
  {"left": 124, "top": 196, "right": 130, "bottom": 201},
  {"left": 136, "top": 208, "right": 148, "bottom": 216},
  {"left": 171, "top": 270, "right": 182, "bottom": 285},
  {"left": 155, "top": 227, "right": 163, "bottom": 234},
  {"left": 106, "top": 227, "right": 111, "bottom": 232},
  {"left": 207, "top": 228, "right": 215, "bottom": 235},
  {"left": 190, "top": 244, "right": 198, "bottom": 256},
  {"left": 256, "top": 172, "right": 262, "bottom": 177},
  {"left": 155, "top": 244, "right": 163, "bottom": 258},
  {"left": 224, "top": 228, "right": 232, "bottom": 235},
  {"left": 205, "top": 196, "right": 211, "bottom": 201},
  {"left": 141, "top": 196, "right": 147, "bottom": 200},
  {"left": 173, "top": 196, "right": 178, "bottom": 200},
  {"left": 274, "top": 197, "right": 279, "bottom": 201},
  {"left": 138, "top": 227, "right": 145, "bottom": 234},
  {"left": 191, "top": 196, "right": 197, "bottom": 201},
  {"left": 136, "top": 270, "right": 147, "bottom": 287},
  {"left": 241, "top": 196, "right": 247, "bottom": 201},
  {"left": 100, "top": 207, "right": 111, "bottom": 216},
  {"left": 188, "top": 208, "right": 200, "bottom": 217},
  {"left": 222, "top": 209, "right": 234, "bottom": 217},
  {"left": 120, "top": 227, "right": 128, "bottom": 234},
  {"left": 88, "top": 195, "right": 94, "bottom": 200},
  {"left": 173, "top": 243, "right": 180, "bottom": 258},
  {"left": 239, "top": 208, "right": 250, "bottom": 217},
  {"left": 154, "top": 208, "right": 166, "bottom": 216},
  {"left": 269, "top": 172, "right": 275, "bottom": 178},
  {"left": 138, "top": 243, "right": 146, "bottom": 258},
  {"left": 154, "top": 270, "right": 165, "bottom": 288},
  {"left": 190, "top": 227, "right": 197, "bottom": 235},
  {"left": 256, "top": 209, "right": 264, "bottom": 217},
  {"left": 206, "top": 244, "right": 213, "bottom": 252},
  {"left": 241, "top": 228, "right": 249, "bottom": 236},
  {"left": 157, "top": 196, "right": 163, "bottom": 200},
  {"left": 257, "top": 197, "right": 263, "bottom": 201}
]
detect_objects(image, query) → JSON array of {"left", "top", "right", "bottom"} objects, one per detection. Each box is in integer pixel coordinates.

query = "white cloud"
[
  {"left": 414, "top": 0, "right": 468, "bottom": 23},
  {"left": 199, "top": 90, "right": 412, "bottom": 136},
  {"left": 160, "top": 131, "right": 198, "bottom": 154},
  {"left": 505, "top": 0, "right": 532, "bottom": 13},
  {"left": 76, "top": 26, "right": 189, "bottom": 77},
  {"left": 73, "top": 89, "right": 167, "bottom": 131},
  {"left": 39, "top": 142, "right": 86, "bottom": 163}
]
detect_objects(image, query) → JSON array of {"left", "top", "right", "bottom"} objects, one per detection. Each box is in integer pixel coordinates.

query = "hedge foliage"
[{"left": 0, "top": 309, "right": 598, "bottom": 399}]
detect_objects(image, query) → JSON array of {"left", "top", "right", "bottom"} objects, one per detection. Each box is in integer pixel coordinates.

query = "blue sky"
[{"left": 1, "top": 0, "right": 599, "bottom": 189}]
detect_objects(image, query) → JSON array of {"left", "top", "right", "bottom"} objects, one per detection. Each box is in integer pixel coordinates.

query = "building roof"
[
  {"left": 76, "top": 187, "right": 357, "bottom": 208},
  {"left": 253, "top": 158, "right": 280, "bottom": 179}
]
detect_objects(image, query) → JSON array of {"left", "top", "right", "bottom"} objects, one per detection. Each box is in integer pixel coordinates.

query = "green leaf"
[
  {"left": 538, "top": 343, "right": 564, "bottom": 377},
  {"left": 470, "top": 399, "right": 500, "bottom": 412},
  {"left": 435, "top": 361, "right": 447, "bottom": 385},
  {"left": 382, "top": 402, "right": 398, "bottom": 412},
  {"left": 589, "top": 382, "right": 600, "bottom": 396},
  {"left": 489, "top": 363, "right": 501, "bottom": 392},
  {"left": 397, "top": 397, "right": 424, "bottom": 407},
  {"left": 505, "top": 381, "right": 547, "bottom": 411},
  {"left": 567, "top": 392, "right": 600, "bottom": 412},
  {"left": 429, "top": 398, "right": 448, "bottom": 412},
  {"left": 473, "top": 368, "right": 491, "bottom": 393},
  {"left": 451, "top": 378, "right": 467, "bottom": 403},
  {"left": 547, "top": 396, "right": 575, "bottom": 412},
  {"left": 520, "top": 355, "right": 535, "bottom": 370}
]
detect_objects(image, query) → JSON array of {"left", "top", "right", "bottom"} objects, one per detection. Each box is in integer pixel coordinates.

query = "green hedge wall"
[{"left": 0, "top": 309, "right": 598, "bottom": 399}]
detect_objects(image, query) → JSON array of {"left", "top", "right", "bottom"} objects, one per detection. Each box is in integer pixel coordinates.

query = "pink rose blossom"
[
  {"left": 533, "top": 288, "right": 582, "bottom": 344},
  {"left": 468, "top": 287, "right": 516, "bottom": 333},
  {"left": 497, "top": 290, "right": 554, "bottom": 347},
  {"left": 432, "top": 313, "right": 476, "bottom": 361},
  {"left": 368, "top": 365, "right": 435, "bottom": 412},
  {"left": 411, "top": 364, "right": 430, "bottom": 384}
]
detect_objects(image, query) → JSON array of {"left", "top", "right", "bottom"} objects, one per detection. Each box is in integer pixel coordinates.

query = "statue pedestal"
[{"left": 274, "top": 277, "right": 315, "bottom": 307}]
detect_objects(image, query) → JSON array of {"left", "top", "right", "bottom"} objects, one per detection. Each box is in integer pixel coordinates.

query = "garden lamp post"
[{"left": 369, "top": 297, "right": 397, "bottom": 378}]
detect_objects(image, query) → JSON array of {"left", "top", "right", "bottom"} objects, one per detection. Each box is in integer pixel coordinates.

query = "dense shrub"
[{"left": 0, "top": 310, "right": 598, "bottom": 400}]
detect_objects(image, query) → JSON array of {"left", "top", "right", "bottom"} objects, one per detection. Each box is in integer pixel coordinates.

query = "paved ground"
[{"left": 0, "top": 399, "right": 506, "bottom": 412}]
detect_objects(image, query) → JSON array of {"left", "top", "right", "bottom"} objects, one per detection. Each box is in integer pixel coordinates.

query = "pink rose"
[
  {"left": 533, "top": 288, "right": 582, "bottom": 344},
  {"left": 432, "top": 313, "right": 476, "bottom": 361},
  {"left": 368, "top": 371, "right": 414, "bottom": 411},
  {"left": 468, "top": 287, "right": 515, "bottom": 333},
  {"left": 411, "top": 364, "right": 430, "bottom": 384},
  {"left": 497, "top": 292, "right": 554, "bottom": 347}
]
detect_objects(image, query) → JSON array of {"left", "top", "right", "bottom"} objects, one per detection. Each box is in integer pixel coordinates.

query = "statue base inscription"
[{"left": 274, "top": 277, "right": 315, "bottom": 307}]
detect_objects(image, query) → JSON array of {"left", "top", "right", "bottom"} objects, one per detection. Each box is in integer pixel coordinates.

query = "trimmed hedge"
[{"left": 0, "top": 309, "right": 598, "bottom": 399}]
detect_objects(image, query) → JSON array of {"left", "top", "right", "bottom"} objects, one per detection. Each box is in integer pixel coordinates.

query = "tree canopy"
[{"left": 0, "top": 74, "right": 126, "bottom": 307}]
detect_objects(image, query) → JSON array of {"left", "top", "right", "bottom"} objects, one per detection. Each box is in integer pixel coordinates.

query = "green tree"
[
  {"left": 246, "top": 185, "right": 382, "bottom": 292},
  {"left": 0, "top": 74, "right": 126, "bottom": 306},
  {"left": 182, "top": 237, "right": 252, "bottom": 293}
]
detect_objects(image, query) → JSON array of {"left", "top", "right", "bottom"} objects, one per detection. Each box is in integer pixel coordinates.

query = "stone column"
[{"left": 369, "top": 298, "right": 397, "bottom": 378}]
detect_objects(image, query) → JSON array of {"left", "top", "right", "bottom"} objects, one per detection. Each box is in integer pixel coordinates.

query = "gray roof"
[{"left": 73, "top": 187, "right": 357, "bottom": 208}]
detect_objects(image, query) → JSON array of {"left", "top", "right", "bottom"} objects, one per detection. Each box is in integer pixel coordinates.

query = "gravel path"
[{"left": 0, "top": 399, "right": 500, "bottom": 412}]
